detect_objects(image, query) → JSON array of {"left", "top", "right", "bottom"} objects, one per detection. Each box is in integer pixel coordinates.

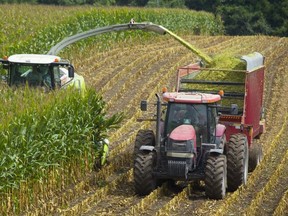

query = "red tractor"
[{"left": 133, "top": 52, "right": 265, "bottom": 199}]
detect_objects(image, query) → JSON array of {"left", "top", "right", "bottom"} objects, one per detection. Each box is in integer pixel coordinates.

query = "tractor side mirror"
[
  {"left": 0, "top": 59, "right": 9, "bottom": 69},
  {"left": 216, "top": 116, "right": 220, "bottom": 124},
  {"left": 2, "top": 64, "right": 8, "bottom": 69},
  {"left": 140, "top": 100, "right": 147, "bottom": 111},
  {"left": 68, "top": 66, "right": 74, "bottom": 78},
  {"left": 230, "top": 104, "right": 238, "bottom": 115}
]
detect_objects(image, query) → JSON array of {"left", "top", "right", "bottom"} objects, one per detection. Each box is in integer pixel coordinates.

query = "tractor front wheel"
[
  {"left": 205, "top": 154, "right": 227, "bottom": 199},
  {"left": 249, "top": 142, "right": 263, "bottom": 172},
  {"left": 134, "top": 151, "right": 157, "bottom": 195},
  {"left": 226, "top": 134, "right": 249, "bottom": 192},
  {"left": 133, "top": 130, "right": 155, "bottom": 163}
]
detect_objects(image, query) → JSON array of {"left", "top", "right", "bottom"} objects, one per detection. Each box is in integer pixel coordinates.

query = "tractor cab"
[
  {"left": 164, "top": 102, "right": 217, "bottom": 146},
  {"left": 162, "top": 91, "right": 221, "bottom": 145},
  {"left": 0, "top": 54, "right": 85, "bottom": 91}
]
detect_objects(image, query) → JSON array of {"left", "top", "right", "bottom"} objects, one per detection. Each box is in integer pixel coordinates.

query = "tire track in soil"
[
  {"left": 130, "top": 187, "right": 185, "bottom": 216},
  {"left": 245, "top": 148, "right": 288, "bottom": 215},
  {"left": 273, "top": 188, "right": 288, "bottom": 216},
  {"left": 84, "top": 181, "right": 186, "bottom": 216},
  {"left": 80, "top": 170, "right": 138, "bottom": 216},
  {"left": 221, "top": 119, "right": 288, "bottom": 216}
]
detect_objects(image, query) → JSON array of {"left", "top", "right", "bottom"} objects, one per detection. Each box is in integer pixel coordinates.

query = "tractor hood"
[
  {"left": 167, "top": 124, "right": 197, "bottom": 159},
  {"left": 169, "top": 124, "right": 196, "bottom": 141}
]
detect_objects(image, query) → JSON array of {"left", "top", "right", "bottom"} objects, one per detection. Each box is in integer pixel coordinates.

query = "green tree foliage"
[
  {"left": 184, "top": 0, "right": 222, "bottom": 12},
  {"left": 265, "top": 0, "right": 288, "bottom": 36},
  {"left": 217, "top": 5, "right": 271, "bottom": 35},
  {"left": 94, "top": 0, "right": 115, "bottom": 6},
  {"left": 129, "top": 0, "right": 149, "bottom": 7},
  {"left": 115, "top": 0, "right": 132, "bottom": 6},
  {"left": 184, "top": 0, "right": 287, "bottom": 36},
  {"left": 37, "top": 0, "right": 88, "bottom": 5},
  {"left": 0, "top": 0, "right": 186, "bottom": 7},
  {"left": 146, "top": 0, "right": 186, "bottom": 8},
  {"left": 0, "top": 0, "right": 36, "bottom": 3}
]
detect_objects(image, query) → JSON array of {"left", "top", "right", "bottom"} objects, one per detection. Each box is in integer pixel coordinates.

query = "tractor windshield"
[
  {"left": 165, "top": 103, "right": 210, "bottom": 143},
  {"left": 9, "top": 64, "right": 62, "bottom": 89}
]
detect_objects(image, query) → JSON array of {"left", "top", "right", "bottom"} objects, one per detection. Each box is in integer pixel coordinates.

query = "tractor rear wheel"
[
  {"left": 226, "top": 134, "right": 249, "bottom": 192},
  {"left": 134, "top": 151, "right": 157, "bottom": 195},
  {"left": 133, "top": 130, "right": 155, "bottom": 163},
  {"left": 249, "top": 142, "right": 263, "bottom": 172},
  {"left": 205, "top": 154, "right": 227, "bottom": 200}
]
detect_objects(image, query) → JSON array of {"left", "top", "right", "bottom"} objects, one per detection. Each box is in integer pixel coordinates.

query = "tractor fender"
[
  {"left": 139, "top": 145, "right": 155, "bottom": 152},
  {"left": 215, "top": 124, "right": 226, "bottom": 145},
  {"left": 209, "top": 149, "right": 224, "bottom": 155},
  {"left": 216, "top": 124, "right": 226, "bottom": 137}
]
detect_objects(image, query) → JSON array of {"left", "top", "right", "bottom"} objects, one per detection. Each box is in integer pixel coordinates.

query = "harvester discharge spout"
[{"left": 47, "top": 22, "right": 212, "bottom": 65}]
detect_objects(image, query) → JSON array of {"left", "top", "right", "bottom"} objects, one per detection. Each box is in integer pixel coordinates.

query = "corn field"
[{"left": 1, "top": 4, "right": 288, "bottom": 216}]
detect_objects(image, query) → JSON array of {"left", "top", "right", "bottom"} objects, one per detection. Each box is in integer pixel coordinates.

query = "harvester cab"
[{"left": 0, "top": 54, "right": 85, "bottom": 91}]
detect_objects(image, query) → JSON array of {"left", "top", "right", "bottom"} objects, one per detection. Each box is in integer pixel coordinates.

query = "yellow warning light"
[
  {"left": 3, "top": 56, "right": 8, "bottom": 60},
  {"left": 162, "top": 87, "right": 168, "bottom": 93},
  {"left": 54, "top": 58, "right": 59, "bottom": 62},
  {"left": 218, "top": 90, "right": 224, "bottom": 97}
]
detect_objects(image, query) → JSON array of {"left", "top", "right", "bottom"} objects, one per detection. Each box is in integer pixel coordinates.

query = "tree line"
[
  {"left": 1, "top": 0, "right": 287, "bottom": 36},
  {"left": 186, "top": 0, "right": 287, "bottom": 37}
]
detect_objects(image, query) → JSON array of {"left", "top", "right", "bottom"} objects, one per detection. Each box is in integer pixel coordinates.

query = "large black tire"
[
  {"left": 134, "top": 151, "right": 157, "bottom": 195},
  {"left": 249, "top": 142, "right": 263, "bottom": 172},
  {"left": 205, "top": 154, "right": 227, "bottom": 200},
  {"left": 133, "top": 130, "right": 155, "bottom": 162},
  {"left": 226, "top": 134, "right": 249, "bottom": 192}
]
